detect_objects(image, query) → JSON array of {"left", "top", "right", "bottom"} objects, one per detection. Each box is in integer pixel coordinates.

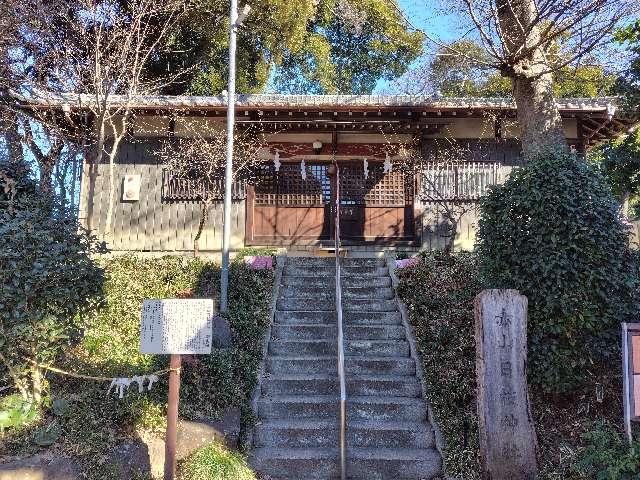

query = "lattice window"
[
  {"left": 254, "top": 162, "right": 330, "bottom": 206},
  {"left": 339, "top": 162, "right": 413, "bottom": 207},
  {"left": 161, "top": 169, "right": 246, "bottom": 202},
  {"left": 419, "top": 161, "right": 501, "bottom": 201}
]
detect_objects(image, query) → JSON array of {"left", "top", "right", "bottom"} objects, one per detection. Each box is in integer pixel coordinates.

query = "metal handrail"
[{"left": 334, "top": 162, "right": 347, "bottom": 480}]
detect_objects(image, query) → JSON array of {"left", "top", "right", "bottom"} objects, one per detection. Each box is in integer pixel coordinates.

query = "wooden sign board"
[
  {"left": 475, "top": 289, "right": 538, "bottom": 480},
  {"left": 622, "top": 323, "right": 640, "bottom": 442},
  {"left": 140, "top": 299, "right": 214, "bottom": 355}
]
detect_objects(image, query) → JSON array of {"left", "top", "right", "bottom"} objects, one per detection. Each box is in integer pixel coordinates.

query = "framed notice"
[
  {"left": 623, "top": 323, "right": 640, "bottom": 442},
  {"left": 140, "top": 299, "right": 214, "bottom": 355}
]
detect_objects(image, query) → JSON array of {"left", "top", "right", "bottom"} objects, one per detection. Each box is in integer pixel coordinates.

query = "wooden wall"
[
  {"left": 418, "top": 164, "right": 516, "bottom": 251},
  {"left": 78, "top": 140, "right": 245, "bottom": 252}
]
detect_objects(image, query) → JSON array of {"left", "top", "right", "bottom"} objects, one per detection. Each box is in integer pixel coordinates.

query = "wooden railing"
[{"left": 333, "top": 161, "right": 347, "bottom": 480}]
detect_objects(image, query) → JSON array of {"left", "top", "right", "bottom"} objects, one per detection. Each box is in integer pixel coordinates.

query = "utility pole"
[{"left": 220, "top": 1, "right": 249, "bottom": 313}]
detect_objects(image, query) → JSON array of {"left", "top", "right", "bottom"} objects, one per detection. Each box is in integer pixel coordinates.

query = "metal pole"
[
  {"left": 164, "top": 354, "right": 182, "bottom": 480},
  {"left": 220, "top": 0, "right": 238, "bottom": 314}
]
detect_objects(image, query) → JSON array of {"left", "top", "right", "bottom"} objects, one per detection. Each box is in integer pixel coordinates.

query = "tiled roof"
[{"left": 21, "top": 92, "right": 619, "bottom": 114}]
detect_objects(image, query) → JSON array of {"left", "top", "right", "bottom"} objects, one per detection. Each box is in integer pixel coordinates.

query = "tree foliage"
[
  {"left": 150, "top": 0, "right": 423, "bottom": 94},
  {"left": 614, "top": 18, "right": 640, "bottom": 112},
  {"left": 476, "top": 152, "right": 639, "bottom": 393},
  {"left": 595, "top": 128, "right": 640, "bottom": 216},
  {"left": 0, "top": 166, "right": 106, "bottom": 403},
  {"left": 391, "top": 39, "right": 615, "bottom": 98}
]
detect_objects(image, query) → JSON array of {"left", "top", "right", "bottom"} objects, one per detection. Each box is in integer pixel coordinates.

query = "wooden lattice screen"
[
  {"left": 253, "top": 161, "right": 413, "bottom": 207},
  {"left": 254, "top": 163, "right": 330, "bottom": 206},
  {"left": 419, "top": 161, "right": 501, "bottom": 201},
  {"left": 339, "top": 162, "right": 413, "bottom": 207}
]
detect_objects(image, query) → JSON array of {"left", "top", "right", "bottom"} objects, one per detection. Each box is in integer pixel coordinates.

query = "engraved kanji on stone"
[
  {"left": 500, "top": 390, "right": 516, "bottom": 407},
  {"left": 501, "top": 360, "right": 513, "bottom": 377},
  {"left": 495, "top": 308, "right": 512, "bottom": 328},
  {"left": 502, "top": 414, "right": 519, "bottom": 429},
  {"left": 501, "top": 443, "right": 522, "bottom": 459},
  {"left": 498, "top": 333, "right": 512, "bottom": 349}
]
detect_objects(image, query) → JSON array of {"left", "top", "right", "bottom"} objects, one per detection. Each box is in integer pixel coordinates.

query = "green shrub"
[
  {"left": 397, "top": 252, "right": 484, "bottom": 479},
  {"left": 180, "top": 441, "right": 256, "bottom": 480},
  {"left": 0, "top": 194, "right": 106, "bottom": 403},
  {"left": 476, "top": 152, "right": 639, "bottom": 393},
  {"left": 1, "top": 255, "right": 273, "bottom": 480},
  {"left": 572, "top": 421, "right": 640, "bottom": 480}
]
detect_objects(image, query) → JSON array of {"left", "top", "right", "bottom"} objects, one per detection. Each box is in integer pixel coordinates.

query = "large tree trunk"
[
  {"left": 512, "top": 72, "right": 568, "bottom": 158},
  {"left": 497, "top": 0, "right": 568, "bottom": 158}
]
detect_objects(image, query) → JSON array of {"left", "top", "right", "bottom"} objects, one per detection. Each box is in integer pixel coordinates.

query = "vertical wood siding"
[{"left": 79, "top": 140, "right": 245, "bottom": 252}]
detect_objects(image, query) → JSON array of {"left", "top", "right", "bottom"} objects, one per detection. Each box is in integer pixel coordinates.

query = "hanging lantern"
[
  {"left": 300, "top": 159, "right": 307, "bottom": 180},
  {"left": 383, "top": 153, "right": 392, "bottom": 173},
  {"left": 363, "top": 158, "right": 369, "bottom": 179},
  {"left": 273, "top": 151, "right": 281, "bottom": 172}
]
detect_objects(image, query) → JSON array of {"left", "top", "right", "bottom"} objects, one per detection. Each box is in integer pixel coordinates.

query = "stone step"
[
  {"left": 279, "top": 286, "right": 335, "bottom": 299},
  {"left": 274, "top": 310, "right": 402, "bottom": 325},
  {"left": 262, "top": 374, "right": 421, "bottom": 397},
  {"left": 287, "top": 257, "right": 385, "bottom": 268},
  {"left": 277, "top": 298, "right": 397, "bottom": 312},
  {"left": 257, "top": 395, "right": 339, "bottom": 420},
  {"left": 250, "top": 447, "right": 442, "bottom": 480},
  {"left": 268, "top": 339, "right": 410, "bottom": 357},
  {"left": 278, "top": 285, "right": 394, "bottom": 300},
  {"left": 266, "top": 356, "right": 416, "bottom": 375},
  {"left": 257, "top": 396, "right": 426, "bottom": 422},
  {"left": 275, "top": 310, "right": 335, "bottom": 324},
  {"left": 344, "top": 311, "right": 402, "bottom": 325},
  {"left": 249, "top": 447, "right": 339, "bottom": 480},
  {"left": 281, "top": 275, "right": 391, "bottom": 288},
  {"left": 254, "top": 419, "right": 434, "bottom": 449},
  {"left": 344, "top": 299, "right": 397, "bottom": 312},
  {"left": 343, "top": 286, "right": 394, "bottom": 300},
  {"left": 284, "top": 265, "right": 388, "bottom": 277},
  {"left": 347, "top": 396, "right": 427, "bottom": 422},
  {"left": 271, "top": 324, "right": 406, "bottom": 341},
  {"left": 347, "top": 447, "right": 442, "bottom": 480}
]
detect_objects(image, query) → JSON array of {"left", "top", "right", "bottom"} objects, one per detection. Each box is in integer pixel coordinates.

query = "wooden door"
[
  {"left": 338, "top": 161, "right": 415, "bottom": 243},
  {"left": 246, "top": 162, "right": 331, "bottom": 245},
  {"left": 245, "top": 160, "right": 415, "bottom": 245}
]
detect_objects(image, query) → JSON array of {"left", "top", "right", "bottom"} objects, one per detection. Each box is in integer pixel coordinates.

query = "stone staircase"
[{"left": 250, "top": 257, "right": 442, "bottom": 480}]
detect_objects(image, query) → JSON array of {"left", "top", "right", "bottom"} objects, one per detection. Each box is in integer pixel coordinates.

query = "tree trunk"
[
  {"left": 497, "top": 0, "right": 568, "bottom": 159},
  {"left": 512, "top": 72, "right": 568, "bottom": 158},
  {"left": 31, "top": 365, "right": 43, "bottom": 404}
]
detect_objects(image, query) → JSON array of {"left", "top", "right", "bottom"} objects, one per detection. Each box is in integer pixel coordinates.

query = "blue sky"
[{"left": 373, "top": 0, "right": 462, "bottom": 92}]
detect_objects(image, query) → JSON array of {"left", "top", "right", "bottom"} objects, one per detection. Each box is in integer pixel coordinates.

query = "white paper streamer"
[
  {"left": 363, "top": 158, "right": 369, "bottom": 179},
  {"left": 300, "top": 159, "right": 307, "bottom": 180},
  {"left": 383, "top": 153, "right": 392, "bottom": 173},
  {"left": 273, "top": 151, "right": 281, "bottom": 172}
]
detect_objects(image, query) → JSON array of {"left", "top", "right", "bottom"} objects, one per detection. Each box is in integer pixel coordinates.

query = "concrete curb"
[{"left": 244, "top": 254, "right": 285, "bottom": 451}]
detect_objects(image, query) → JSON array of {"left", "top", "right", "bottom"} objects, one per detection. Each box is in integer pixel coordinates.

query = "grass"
[
  {"left": 179, "top": 441, "right": 257, "bottom": 480},
  {"left": 0, "top": 253, "right": 273, "bottom": 479}
]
